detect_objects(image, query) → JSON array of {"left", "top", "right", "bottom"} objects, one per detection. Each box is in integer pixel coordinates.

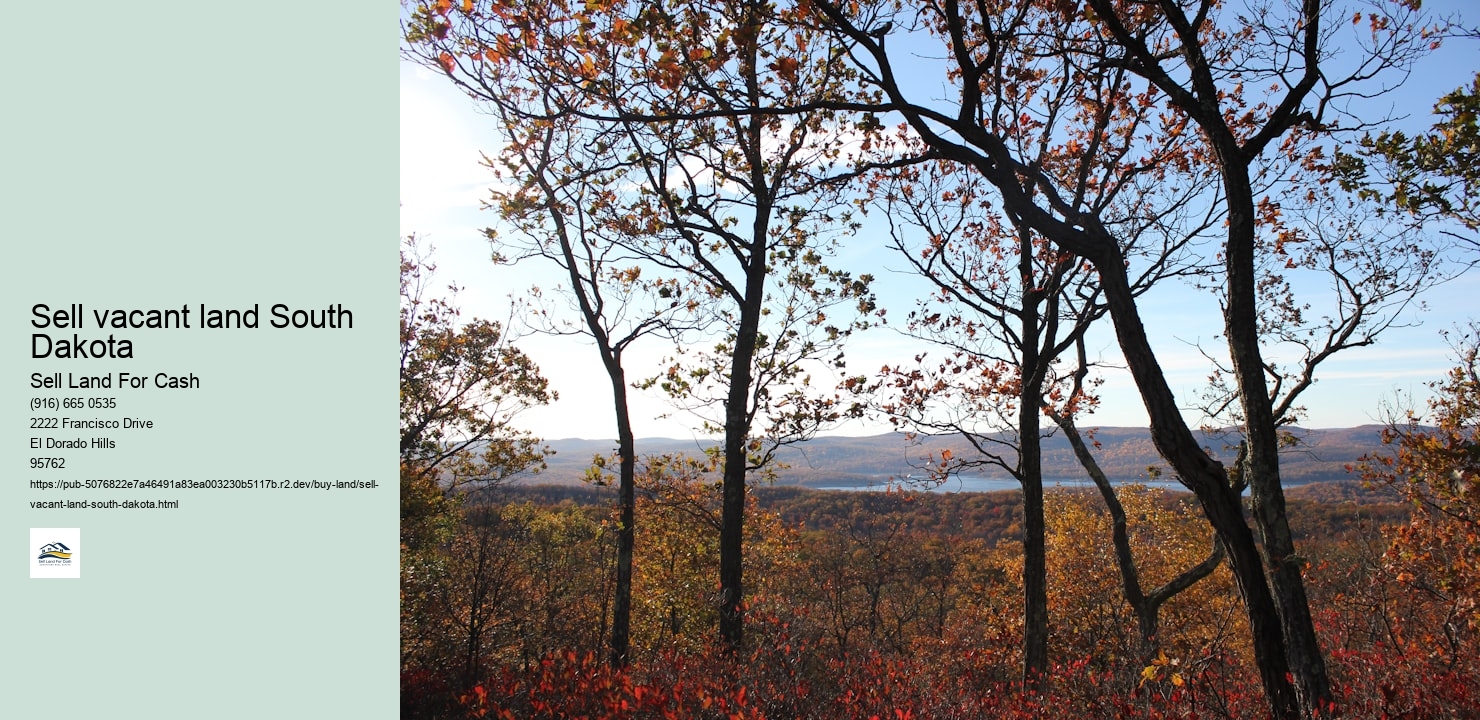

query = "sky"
[{"left": 399, "top": 10, "right": 1479, "bottom": 443}]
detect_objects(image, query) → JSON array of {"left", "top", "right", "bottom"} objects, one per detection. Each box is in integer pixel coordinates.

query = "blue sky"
[{"left": 400, "top": 12, "right": 1479, "bottom": 442}]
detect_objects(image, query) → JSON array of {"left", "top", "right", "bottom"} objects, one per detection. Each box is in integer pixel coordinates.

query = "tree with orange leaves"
[
  {"left": 1360, "top": 323, "right": 1480, "bottom": 663},
  {"left": 792, "top": 1, "right": 1444, "bottom": 715},
  {"left": 868, "top": 145, "right": 1210, "bottom": 681},
  {"left": 405, "top": 0, "right": 886, "bottom": 654}
]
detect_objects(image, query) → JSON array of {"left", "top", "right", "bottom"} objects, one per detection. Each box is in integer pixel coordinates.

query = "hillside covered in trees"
[
  {"left": 403, "top": 478, "right": 1461, "bottom": 718},
  {"left": 535, "top": 426, "right": 1395, "bottom": 488}
]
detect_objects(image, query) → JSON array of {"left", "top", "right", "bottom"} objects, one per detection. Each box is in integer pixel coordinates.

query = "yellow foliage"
[{"left": 1044, "top": 486, "right": 1246, "bottom": 666}]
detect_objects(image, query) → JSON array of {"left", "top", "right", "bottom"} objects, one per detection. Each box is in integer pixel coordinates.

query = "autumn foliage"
[
  {"left": 400, "top": 0, "right": 1480, "bottom": 716},
  {"left": 1353, "top": 325, "right": 1480, "bottom": 668},
  {"left": 402, "top": 477, "right": 1480, "bottom": 718}
]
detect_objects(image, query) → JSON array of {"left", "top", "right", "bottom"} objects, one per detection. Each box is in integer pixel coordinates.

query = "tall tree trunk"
[
  {"left": 1090, "top": 250, "right": 1302, "bottom": 719},
  {"left": 1221, "top": 162, "right": 1333, "bottom": 714},
  {"left": 609, "top": 365, "right": 636, "bottom": 667},
  {"left": 717, "top": 192, "right": 770, "bottom": 650},
  {"left": 1019, "top": 244, "right": 1050, "bottom": 683},
  {"left": 719, "top": 11, "right": 771, "bottom": 649},
  {"left": 718, "top": 295, "right": 761, "bottom": 649},
  {"left": 1020, "top": 418, "right": 1048, "bottom": 682},
  {"left": 544, "top": 177, "right": 642, "bottom": 669}
]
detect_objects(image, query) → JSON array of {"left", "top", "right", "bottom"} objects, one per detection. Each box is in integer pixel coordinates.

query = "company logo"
[
  {"left": 38, "top": 542, "right": 74, "bottom": 562},
  {"left": 30, "top": 528, "right": 81, "bottom": 579}
]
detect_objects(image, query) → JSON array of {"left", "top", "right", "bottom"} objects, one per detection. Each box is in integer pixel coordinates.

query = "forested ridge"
[
  {"left": 534, "top": 427, "right": 1399, "bottom": 487},
  {"left": 480, "top": 481, "right": 1412, "bottom": 545},
  {"left": 403, "top": 476, "right": 1466, "bottom": 719}
]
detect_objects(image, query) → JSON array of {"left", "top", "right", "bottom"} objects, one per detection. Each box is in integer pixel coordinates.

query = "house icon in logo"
[
  {"left": 38, "top": 542, "right": 73, "bottom": 560},
  {"left": 31, "top": 528, "right": 81, "bottom": 579}
]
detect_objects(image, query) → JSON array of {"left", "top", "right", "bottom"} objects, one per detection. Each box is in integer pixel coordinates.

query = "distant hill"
[{"left": 528, "top": 426, "right": 1393, "bottom": 488}]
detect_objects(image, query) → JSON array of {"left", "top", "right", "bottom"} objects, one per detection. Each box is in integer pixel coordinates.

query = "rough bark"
[
  {"left": 1090, "top": 0, "right": 1336, "bottom": 705},
  {"left": 1220, "top": 146, "right": 1333, "bottom": 715}
]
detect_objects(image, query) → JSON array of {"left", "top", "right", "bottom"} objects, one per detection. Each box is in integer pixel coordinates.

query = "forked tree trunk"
[
  {"left": 1091, "top": 253, "right": 1302, "bottom": 719},
  {"left": 1052, "top": 411, "right": 1225, "bottom": 655}
]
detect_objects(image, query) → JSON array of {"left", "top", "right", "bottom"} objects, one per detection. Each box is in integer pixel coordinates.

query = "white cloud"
[{"left": 399, "top": 63, "right": 503, "bottom": 233}]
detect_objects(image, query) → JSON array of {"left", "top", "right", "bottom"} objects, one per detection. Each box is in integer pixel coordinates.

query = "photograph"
[{"left": 397, "top": 0, "right": 1479, "bottom": 718}]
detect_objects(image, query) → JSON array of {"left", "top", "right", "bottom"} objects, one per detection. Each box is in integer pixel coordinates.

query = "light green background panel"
[{"left": 3, "top": 3, "right": 398, "bottom": 719}]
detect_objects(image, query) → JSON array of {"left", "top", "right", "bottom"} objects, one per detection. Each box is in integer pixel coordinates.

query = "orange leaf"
[{"left": 770, "top": 57, "right": 800, "bottom": 84}]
